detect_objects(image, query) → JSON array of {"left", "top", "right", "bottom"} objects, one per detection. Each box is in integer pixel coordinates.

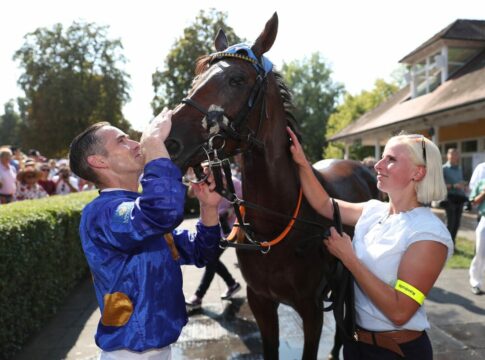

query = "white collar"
[{"left": 100, "top": 188, "right": 127, "bottom": 192}]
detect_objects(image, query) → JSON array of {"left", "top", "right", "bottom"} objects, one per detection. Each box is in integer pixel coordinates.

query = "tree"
[
  {"left": 13, "top": 21, "right": 131, "bottom": 158},
  {"left": 151, "top": 9, "right": 243, "bottom": 114},
  {"left": 324, "top": 79, "right": 399, "bottom": 160},
  {"left": 0, "top": 100, "right": 22, "bottom": 147},
  {"left": 281, "top": 53, "right": 344, "bottom": 162}
]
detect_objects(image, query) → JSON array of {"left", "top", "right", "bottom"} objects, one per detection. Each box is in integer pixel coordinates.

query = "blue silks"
[{"left": 79, "top": 158, "right": 220, "bottom": 352}]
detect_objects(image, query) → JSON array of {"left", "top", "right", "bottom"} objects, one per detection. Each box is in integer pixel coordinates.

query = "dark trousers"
[
  {"left": 195, "top": 246, "right": 236, "bottom": 298},
  {"left": 343, "top": 331, "right": 432, "bottom": 359},
  {"left": 445, "top": 200, "right": 464, "bottom": 243},
  {"left": 0, "top": 194, "right": 13, "bottom": 204}
]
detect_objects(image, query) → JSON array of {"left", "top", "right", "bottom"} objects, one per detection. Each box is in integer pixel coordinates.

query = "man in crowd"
[
  {"left": 0, "top": 147, "right": 17, "bottom": 204},
  {"left": 443, "top": 148, "right": 468, "bottom": 243},
  {"left": 69, "top": 109, "right": 222, "bottom": 359}
]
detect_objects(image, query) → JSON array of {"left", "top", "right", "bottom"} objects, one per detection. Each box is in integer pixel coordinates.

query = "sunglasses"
[
  {"left": 409, "top": 135, "right": 427, "bottom": 166},
  {"left": 41, "top": 168, "right": 49, "bottom": 172},
  {"left": 421, "top": 137, "right": 427, "bottom": 166}
]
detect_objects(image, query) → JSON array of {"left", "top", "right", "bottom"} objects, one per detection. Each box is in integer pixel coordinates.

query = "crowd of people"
[{"left": 0, "top": 146, "right": 95, "bottom": 205}]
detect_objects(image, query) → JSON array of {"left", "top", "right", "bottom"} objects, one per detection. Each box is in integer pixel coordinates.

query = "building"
[{"left": 329, "top": 19, "right": 485, "bottom": 180}]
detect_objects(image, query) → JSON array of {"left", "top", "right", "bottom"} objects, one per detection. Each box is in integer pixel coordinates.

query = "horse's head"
[{"left": 166, "top": 13, "right": 279, "bottom": 172}]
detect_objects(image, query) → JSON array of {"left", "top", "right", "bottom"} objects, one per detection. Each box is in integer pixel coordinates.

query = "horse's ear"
[
  {"left": 251, "top": 12, "right": 278, "bottom": 58},
  {"left": 215, "top": 29, "right": 228, "bottom": 52}
]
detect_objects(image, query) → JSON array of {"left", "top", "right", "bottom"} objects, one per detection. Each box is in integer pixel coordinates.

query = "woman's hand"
[
  {"left": 323, "top": 227, "right": 355, "bottom": 265},
  {"left": 287, "top": 127, "right": 310, "bottom": 168}
]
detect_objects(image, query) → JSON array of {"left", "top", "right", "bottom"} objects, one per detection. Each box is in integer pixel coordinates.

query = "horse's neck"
[{"left": 241, "top": 121, "right": 300, "bottom": 222}]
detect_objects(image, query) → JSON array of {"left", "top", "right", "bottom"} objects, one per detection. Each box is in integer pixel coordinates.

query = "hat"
[{"left": 17, "top": 166, "right": 42, "bottom": 183}]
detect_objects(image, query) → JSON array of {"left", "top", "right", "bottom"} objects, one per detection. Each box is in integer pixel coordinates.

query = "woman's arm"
[
  {"left": 325, "top": 227, "right": 448, "bottom": 326},
  {"left": 287, "top": 127, "right": 364, "bottom": 226}
]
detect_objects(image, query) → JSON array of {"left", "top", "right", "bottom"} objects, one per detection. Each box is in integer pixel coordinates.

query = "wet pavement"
[{"left": 13, "top": 210, "right": 485, "bottom": 360}]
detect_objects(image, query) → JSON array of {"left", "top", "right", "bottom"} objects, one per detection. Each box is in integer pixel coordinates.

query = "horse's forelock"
[{"left": 195, "top": 55, "right": 212, "bottom": 75}]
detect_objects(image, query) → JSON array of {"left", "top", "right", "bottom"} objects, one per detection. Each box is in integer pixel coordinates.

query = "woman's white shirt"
[{"left": 353, "top": 200, "right": 453, "bottom": 331}]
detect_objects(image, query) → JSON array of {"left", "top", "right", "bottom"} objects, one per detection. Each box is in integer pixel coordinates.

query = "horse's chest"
[{"left": 236, "top": 248, "right": 323, "bottom": 298}]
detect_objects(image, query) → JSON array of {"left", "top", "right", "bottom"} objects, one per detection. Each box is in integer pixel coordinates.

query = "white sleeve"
[{"left": 407, "top": 220, "right": 454, "bottom": 260}]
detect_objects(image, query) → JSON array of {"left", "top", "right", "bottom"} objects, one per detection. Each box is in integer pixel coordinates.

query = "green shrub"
[{"left": 0, "top": 191, "right": 97, "bottom": 359}]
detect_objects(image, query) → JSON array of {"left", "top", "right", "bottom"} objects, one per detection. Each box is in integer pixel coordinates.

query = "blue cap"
[{"left": 211, "top": 43, "right": 273, "bottom": 75}]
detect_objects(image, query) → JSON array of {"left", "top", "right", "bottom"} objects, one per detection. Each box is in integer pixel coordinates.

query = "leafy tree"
[
  {"left": 281, "top": 53, "right": 344, "bottom": 162},
  {"left": 324, "top": 79, "right": 399, "bottom": 160},
  {"left": 0, "top": 100, "right": 22, "bottom": 147},
  {"left": 151, "top": 9, "right": 243, "bottom": 114},
  {"left": 13, "top": 21, "right": 131, "bottom": 157}
]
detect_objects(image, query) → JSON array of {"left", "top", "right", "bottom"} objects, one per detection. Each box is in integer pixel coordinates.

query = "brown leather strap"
[{"left": 355, "top": 329, "right": 423, "bottom": 357}]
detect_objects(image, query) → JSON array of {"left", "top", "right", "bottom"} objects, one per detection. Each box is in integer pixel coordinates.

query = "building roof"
[
  {"left": 330, "top": 49, "right": 485, "bottom": 141},
  {"left": 400, "top": 19, "right": 485, "bottom": 64}
]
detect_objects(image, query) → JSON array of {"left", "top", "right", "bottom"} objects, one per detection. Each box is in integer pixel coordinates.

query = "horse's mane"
[{"left": 193, "top": 55, "right": 302, "bottom": 141}]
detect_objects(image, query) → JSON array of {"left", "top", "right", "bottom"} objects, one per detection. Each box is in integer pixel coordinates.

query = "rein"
[{"left": 209, "top": 155, "right": 328, "bottom": 253}]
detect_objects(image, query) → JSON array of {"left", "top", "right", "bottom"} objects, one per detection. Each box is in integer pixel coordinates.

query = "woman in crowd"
[
  {"left": 287, "top": 128, "right": 453, "bottom": 359},
  {"left": 15, "top": 165, "right": 48, "bottom": 201}
]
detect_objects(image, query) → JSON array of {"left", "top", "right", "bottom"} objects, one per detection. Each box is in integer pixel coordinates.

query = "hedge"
[{"left": 0, "top": 191, "right": 97, "bottom": 359}]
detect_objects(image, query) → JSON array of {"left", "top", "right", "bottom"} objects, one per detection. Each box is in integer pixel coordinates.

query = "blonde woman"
[{"left": 287, "top": 128, "right": 453, "bottom": 359}]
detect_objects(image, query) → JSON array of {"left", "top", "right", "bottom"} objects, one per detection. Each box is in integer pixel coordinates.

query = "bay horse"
[{"left": 166, "top": 13, "right": 378, "bottom": 359}]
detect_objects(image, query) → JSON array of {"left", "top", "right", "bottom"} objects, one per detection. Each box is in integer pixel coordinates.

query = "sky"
[{"left": 1, "top": 1, "right": 484, "bottom": 132}]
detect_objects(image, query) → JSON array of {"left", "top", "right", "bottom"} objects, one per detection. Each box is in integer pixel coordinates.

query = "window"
[
  {"left": 410, "top": 50, "right": 445, "bottom": 98},
  {"left": 448, "top": 47, "right": 482, "bottom": 77},
  {"left": 461, "top": 140, "right": 478, "bottom": 153}
]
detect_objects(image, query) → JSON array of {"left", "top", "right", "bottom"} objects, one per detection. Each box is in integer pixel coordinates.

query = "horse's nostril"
[{"left": 165, "top": 138, "right": 183, "bottom": 159}]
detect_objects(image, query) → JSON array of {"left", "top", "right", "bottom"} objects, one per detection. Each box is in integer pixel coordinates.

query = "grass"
[{"left": 446, "top": 236, "right": 476, "bottom": 269}]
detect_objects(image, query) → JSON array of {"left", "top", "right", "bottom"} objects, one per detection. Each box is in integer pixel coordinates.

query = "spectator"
[
  {"left": 186, "top": 174, "right": 242, "bottom": 310},
  {"left": 469, "top": 160, "right": 485, "bottom": 221},
  {"left": 28, "top": 149, "right": 46, "bottom": 163},
  {"left": 78, "top": 178, "right": 96, "bottom": 191},
  {"left": 470, "top": 161, "right": 485, "bottom": 193},
  {"left": 38, "top": 164, "right": 56, "bottom": 195},
  {"left": 443, "top": 148, "right": 468, "bottom": 243},
  {"left": 53, "top": 166, "right": 79, "bottom": 194},
  {"left": 0, "top": 147, "right": 17, "bottom": 204},
  {"left": 14, "top": 166, "right": 48, "bottom": 201},
  {"left": 47, "top": 159, "right": 58, "bottom": 179},
  {"left": 468, "top": 179, "right": 485, "bottom": 295},
  {"left": 9, "top": 146, "right": 22, "bottom": 171}
]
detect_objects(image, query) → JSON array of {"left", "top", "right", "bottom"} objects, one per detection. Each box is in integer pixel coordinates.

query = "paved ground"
[{"left": 14, "top": 209, "right": 485, "bottom": 360}]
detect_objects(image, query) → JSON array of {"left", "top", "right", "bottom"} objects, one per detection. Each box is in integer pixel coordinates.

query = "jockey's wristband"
[{"left": 394, "top": 279, "right": 425, "bottom": 305}]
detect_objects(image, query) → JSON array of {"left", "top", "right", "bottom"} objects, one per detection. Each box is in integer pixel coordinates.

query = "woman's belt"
[{"left": 355, "top": 328, "right": 423, "bottom": 357}]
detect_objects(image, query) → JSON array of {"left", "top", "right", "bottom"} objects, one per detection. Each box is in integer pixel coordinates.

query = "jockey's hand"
[{"left": 141, "top": 108, "right": 172, "bottom": 162}]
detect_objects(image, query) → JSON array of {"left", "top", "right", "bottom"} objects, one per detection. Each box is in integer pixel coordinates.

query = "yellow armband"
[{"left": 394, "top": 279, "right": 425, "bottom": 305}]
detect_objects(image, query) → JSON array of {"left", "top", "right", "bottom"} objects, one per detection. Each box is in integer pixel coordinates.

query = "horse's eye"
[{"left": 229, "top": 76, "right": 245, "bottom": 87}]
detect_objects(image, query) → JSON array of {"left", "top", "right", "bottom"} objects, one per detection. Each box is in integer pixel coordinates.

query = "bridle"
[{"left": 180, "top": 50, "right": 269, "bottom": 164}]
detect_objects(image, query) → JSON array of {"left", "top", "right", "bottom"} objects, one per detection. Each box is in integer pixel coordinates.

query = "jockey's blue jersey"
[{"left": 79, "top": 158, "right": 220, "bottom": 352}]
